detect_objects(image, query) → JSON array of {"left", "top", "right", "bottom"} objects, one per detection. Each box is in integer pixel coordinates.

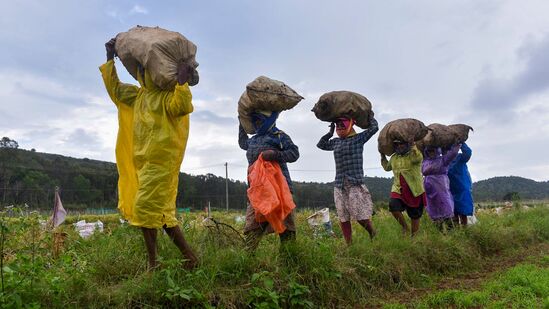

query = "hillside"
[{"left": 1, "top": 148, "right": 548, "bottom": 210}]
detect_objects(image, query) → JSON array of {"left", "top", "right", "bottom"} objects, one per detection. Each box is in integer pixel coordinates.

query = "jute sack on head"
[
  {"left": 238, "top": 92, "right": 256, "bottom": 134},
  {"left": 378, "top": 118, "right": 429, "bottom": 156},
  {"left": 238, "top": 76, "right": 303, "bottom": 134},
  {"left": 449, "top": 124, "right": 474, "bottom": 142},
  {"left": 311, "top": 91, "right": 373, "bottom": 129},
  {"left": 115, "top": 26, "right": 198, "bottom": 90},
  {"left": 420, "top": 123, "right": 459, "bottom": 149}
]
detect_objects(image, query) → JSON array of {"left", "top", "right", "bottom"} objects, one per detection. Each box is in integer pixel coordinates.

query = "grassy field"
[{"left": 1, "top": 204, "right": 548, "bottom": 308}]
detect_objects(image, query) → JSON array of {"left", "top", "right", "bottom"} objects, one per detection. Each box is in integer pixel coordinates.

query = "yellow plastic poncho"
[{"left": 99, "top": 60, "right": 193, "bottom": 228}]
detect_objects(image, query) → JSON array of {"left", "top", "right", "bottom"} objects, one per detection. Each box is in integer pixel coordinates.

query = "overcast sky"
[{"left": 2, "top": 0, "right": 549, "bottom": 183}]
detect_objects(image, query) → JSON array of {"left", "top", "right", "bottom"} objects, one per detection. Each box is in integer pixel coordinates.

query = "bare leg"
[
  {"left": 435, "top": 220, "right": 444, "bottom": 232},
  {"left": 279, "top": 230, "right": 296, "bottom": 243},
  {"left": 459, "top": 215, "right": 468, "bottom": 226},
  {"left": 444, "top": 218, "right": 455, "bottom": 232},
  {"left": 391, "top": 211, "right": 409, "bottom": 235},
  {"left": 339, "top": 221, "right": 352, "bottom": 245},
  {"left": 453, "top": 215, "right": 460, "bottom": 227},
  {"left": 141, "top": 228, "right": 158, "bottom": 270},
  {"left": 411, "top": 219, "right": 420, "bottom": 237},
  {"left": 163, "top": 226, "right": 198, "bottom": 269},
  {"left": 244, "top": 227, "right": 264, "bottom": 252},
  {"left": 357, "top": 219, "right": 376, "bottom": 240}
]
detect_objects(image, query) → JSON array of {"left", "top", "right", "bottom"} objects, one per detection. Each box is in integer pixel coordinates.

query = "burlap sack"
[
  {"left": 449, "top": 124, "right": 474, "bottom": 142},
  {"left": 245, "top": 76, "right": 303, "bottom": 110},
  {"left": 237, "top": 92, "right": 256, "bottom": 134},
  {"left": 421, "top": 123, "right": 459, "bottom": 149},
  {"left": 311, "top": 91, "right": 373, "bottom": 129},
  {"left": 238, "top": 76, "right": 303, "bottom": 134},
  {"left": 378, "top": 119, "right": 429, "bottom": 156},
  {"left": 115, "top": 26, "right": 198, "bottom": 90}
]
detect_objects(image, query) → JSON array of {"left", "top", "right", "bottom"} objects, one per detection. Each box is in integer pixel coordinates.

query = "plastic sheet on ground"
[
  {"left": 307, "top": 208, "right": 335, "bottom": 237},
  {"left": 74, "top": 220, "right": 104, "bottom": 239}
]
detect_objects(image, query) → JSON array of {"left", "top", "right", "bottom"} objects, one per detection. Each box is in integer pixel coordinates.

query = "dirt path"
[{"left": 375, "top": 242, "right": 549, "bottom": 308}]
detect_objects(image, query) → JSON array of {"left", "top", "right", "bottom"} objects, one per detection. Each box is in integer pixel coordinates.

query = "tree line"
[{"left": 1, "top": 137, "right": 548, "bottom": 210}]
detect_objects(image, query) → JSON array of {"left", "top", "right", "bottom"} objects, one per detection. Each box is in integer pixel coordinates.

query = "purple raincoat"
[{"left": 422, "top": 145, "right": 460, "bottom": 220}]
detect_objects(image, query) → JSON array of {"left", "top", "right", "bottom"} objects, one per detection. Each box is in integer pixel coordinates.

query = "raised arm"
[
  {"left": 317, "top": 123, "right": 335, "bottom": 151},
  {"left": 356, "top": 116, "right": 379, "bottom": 144},
  {"left": 165, "top": 84, "right": 193, "bottom": 117},
  {"left": 238, "top": 124, "right": 249, "bottom": 151},
  {"left": 381, "top": 152, "right": 392, "bottom": 171},
  {"left": 442, "top": 144, "right": 461, "bottom": 166},
  {"left": 409, "top": 145, "right": 423, "bottom": 165},
  {"left": 165, "top": 63, "right": 194, "bottom": 117},
  {"left": 99, "top": 38, "right": 139, "bottom": 107},
  {"left": 459, "top": 142, "right": 472, "bottom": 163}
]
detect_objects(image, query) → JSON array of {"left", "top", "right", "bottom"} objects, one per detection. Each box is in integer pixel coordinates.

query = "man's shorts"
[{"left": 389, "top": 198, "right": 424, "bottom": 220}]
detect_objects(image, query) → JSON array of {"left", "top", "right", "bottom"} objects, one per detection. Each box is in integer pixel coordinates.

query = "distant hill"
[
  {"left": 1, "top": 148, "right": 548, "bottom": 210},
  {"left": 473, "top": 176, "right": 549, "bottom": 201}
]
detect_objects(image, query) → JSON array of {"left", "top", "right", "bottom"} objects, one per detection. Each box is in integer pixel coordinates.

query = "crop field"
[{"left": 1, "top": 204, "right": 548, "bottom": 308}]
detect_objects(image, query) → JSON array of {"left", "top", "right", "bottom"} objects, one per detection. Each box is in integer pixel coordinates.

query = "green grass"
[
  {"left": 1, "top": 205, "right": 548, "bottom": 308},
  {"left": 393, "top": 261, "right": 549, "bottom": 309}
]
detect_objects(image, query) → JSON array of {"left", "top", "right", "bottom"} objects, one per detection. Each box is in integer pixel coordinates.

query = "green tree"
[
  {"left": 0, "top": 137, "right": 18, "bottom": 149},
  {"left": 72, "top": 174, "right": 100, "bottom": 206}
]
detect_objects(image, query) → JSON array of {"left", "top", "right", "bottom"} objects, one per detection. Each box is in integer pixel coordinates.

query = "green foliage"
[
  {"left": 247, "top": 271, "right": 281, "bottom": 308},
  {"left": 412, "top": 262, "right": 549, "bottom": 308},
  {"left": 0, "top": 137, "right": 18, "bottom": 149},
  {"left": 1, "top": 203, "right": 549, "bottom": 308}
]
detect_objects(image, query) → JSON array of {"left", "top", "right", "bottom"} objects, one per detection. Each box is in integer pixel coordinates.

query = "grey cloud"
[
  {"left": 471, "top": 34, "right": 549, "bottom": 111},
  {"left": 191, "top": 111, "right": 235, "bottom": 126},
  {"left": 64, "top": 129, "right": 102, "bottom": 148}
]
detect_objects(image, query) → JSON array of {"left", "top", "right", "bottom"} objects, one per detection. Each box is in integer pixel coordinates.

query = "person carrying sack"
[
  {"left": 238, "top": 111, "right": 299, "bottom": 251},
  {"left": 448, "top": 142, "right": 474, "bottom": 226},
  {"left": 317, "top": 114, "right": 378, "bottom": 244},
  {"left": 100, "top": 38, "right": 198, "bottom": 270},
  {"left": 381, "top": 140, "right": 426, "bottom": 237},
  {"left": 422, "top": 144, "right": 460, "bottom": 232}
]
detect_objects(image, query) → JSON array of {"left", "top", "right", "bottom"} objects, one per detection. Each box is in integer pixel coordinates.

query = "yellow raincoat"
[{"left": 99, "top": 60, "right": 193, "bottom": 228}]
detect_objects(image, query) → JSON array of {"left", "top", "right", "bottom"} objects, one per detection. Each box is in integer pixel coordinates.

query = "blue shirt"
[
  {"left": 317, "top": 119, "right": 378, "bottom": 188},
  {"left": 239, "top": 126, "right": 299, "bottom": 192}
]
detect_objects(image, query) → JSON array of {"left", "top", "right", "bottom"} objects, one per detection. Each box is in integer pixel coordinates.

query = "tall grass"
[{"left": 1, "top": 205, "right": 548, "bottom": 308}]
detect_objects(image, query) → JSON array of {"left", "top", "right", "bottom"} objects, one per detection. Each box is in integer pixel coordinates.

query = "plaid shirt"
[
  {"left": 239, "top": 127, "right": 299, "bottom": 192},
  {"left": 317, "top": 119, "right": 378, "bottom": 188}
]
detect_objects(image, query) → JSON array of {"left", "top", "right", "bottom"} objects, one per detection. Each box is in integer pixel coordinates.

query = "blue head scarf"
[{"left": 252, "top": 111, "right": 280, "bottom": 136}]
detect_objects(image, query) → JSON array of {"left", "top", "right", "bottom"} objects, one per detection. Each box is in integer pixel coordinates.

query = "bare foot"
[
  {"left": 369, "top": 229, "right": 377, "bottom": 240},
  {"left": 183, "top": 257, "right": 198, "bottom": 270},
  {"left": 146, "top": 261, "right": 159, "bottom": 272}
]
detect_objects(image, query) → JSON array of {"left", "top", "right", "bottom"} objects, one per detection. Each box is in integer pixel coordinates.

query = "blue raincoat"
[{"left": 448, "top": 143, "right": 474, "bottom": 216}]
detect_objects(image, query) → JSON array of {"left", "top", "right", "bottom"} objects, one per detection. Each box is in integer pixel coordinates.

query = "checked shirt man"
[{"left": 317, "top": 115, "right": 378, "bottom": 244}]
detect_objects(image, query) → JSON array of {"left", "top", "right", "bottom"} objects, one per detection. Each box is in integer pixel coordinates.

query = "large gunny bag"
[
  {"left": 115, "top": 26, "right": 198, "bottom": 90},
  {"left": 421, "top": 123, "right": 459, "bottom": 149},
  {"left": 449, "top": 124, "right": 474, "bottom": 142},
  {"left": 378, "top": 118, "right": 429, "bottom": 156},
  {"left": 311, "top": 91, "right": 373, "bottom": 129},
  {"left": 238, "top": 76, "right": 303, "bottom": 134}
]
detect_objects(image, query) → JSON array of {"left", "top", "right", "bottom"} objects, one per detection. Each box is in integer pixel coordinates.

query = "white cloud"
[
  {"left": 2, "top": 0, "right": 549, "bottom": 183},
  {"left": 129, "top": 4, "right": 148, "bottom": 15}
]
